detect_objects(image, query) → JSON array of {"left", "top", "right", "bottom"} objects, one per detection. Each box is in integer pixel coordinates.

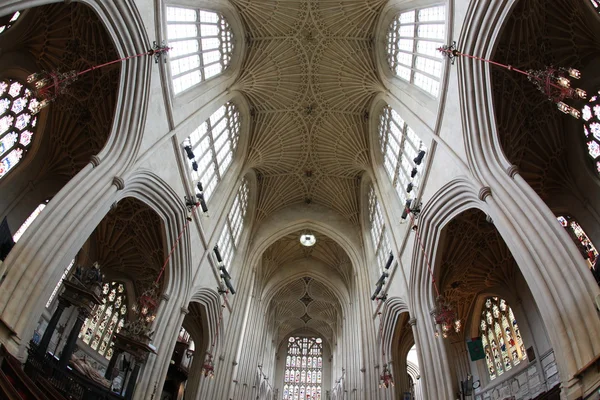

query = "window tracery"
[
  {"left": 0, "top": 12, "right": 21, "bottom": 34},
  {"left": 217, "top": 178, "right": 249, "bottom": 266},
  {"left": 184, "top": 102, "right": 240, "bottom": 201},
  {"left": 378, "top": 105, "right": 426, "bottom": 205},
  {"left": 283, "top": 336, "right": 323, "bottom": 400},
  {"left": 582, "top": 90, "right": 600, "bottom": 174},
  {"left": 557, "top": 215, "right": 598, "bottom": 269},
  {"left": 79, "top": 282, "right": 128, "bottom": 360},
  {"left": 479, "top": 297, "right": 527, "bottom": 381},
  {"left": 0, "top": 79, "right": 40, "bottom": 180},
  {"left": 386, "top": 6, "right": 445, "bottom": 96},
  {"left": 166, "top": 6, "right": 234, "bottom": 94},
  {"left": 368, "top": 186, "right": 391, "bottom": 272}
]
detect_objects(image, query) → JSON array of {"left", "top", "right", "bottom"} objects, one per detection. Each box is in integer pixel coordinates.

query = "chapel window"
[
  {"left": 0, "top": 79, "right": 41, "bottom": 180},
  {"left": 166, "top": 6, "right": 234, "bottom": 94},
  {"left": 479, "top": 297, "right": 527, "bottom": 381},
  {"left": 557, "top": 215, "right": 599, "bottom": 270},
  {"left": 582, "top": 90, "right": 600, "bottom": 174},
  {"left": 368, "top": 186, "right": 392, "bottom": 272},
  {"left": 386, "top": 6, "right": 445, "bottom": 96},
  {"left": 378, "top": 105, "right": 426, "bottom": 205},
  {"left": 183, "top": 102, "right": 240, "bottom": 201},
  {"left": 0, "top": 12, "right": 21, "bottom": 34},
  {"left": 12, "top": 202, "right": 46, "bottom": 242},
  {"left": 216, "top": 178, "right": 249, "bottom": 266},
  {"left": 283, "top": 336, "right": 323, "bottom": 400},
  {"left": 79, "top": 281, "right": 128, "bottom": 360}
]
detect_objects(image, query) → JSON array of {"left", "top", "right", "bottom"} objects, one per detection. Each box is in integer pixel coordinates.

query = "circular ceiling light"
[{"left": 300, "top": 232, "right": 316, "bottom": 247}]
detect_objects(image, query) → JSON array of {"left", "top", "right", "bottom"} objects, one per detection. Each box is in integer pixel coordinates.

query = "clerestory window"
[
  {"left": 216, "top": 178, "right": 249, "bottom": 267},
  {"left": 557, "top": 215, "right": 599, "bottom": 271},
  {"left": 386, "top": 5, "right": 445, "bottom": 96},
  {"left": 0, "top": 12, "right": 21, "bottom": 34},
  {"left": 368, "top": 186, "right": 392, "bottom": 272},
  {"left": 183, "top": 102, "right": 240, "bottom": 201},
  {"left": 166, "top": 6, "right": 234, "bottom": 94},
  {"left": 378, "top": 105, "right": 426, "bottom": 205}
]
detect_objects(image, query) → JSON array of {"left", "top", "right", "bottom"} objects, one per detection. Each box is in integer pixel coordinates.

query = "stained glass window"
[
  {"left": 166, "top": 7, "right": 234, "bottom": 94},
  {"left": 379, "top": 105, "right": 426, "bottom": 205},
  {"left": 216, "top": 179, "right": 249, "bottom": 266},
  {"left": 79, "top": 282, "right": 128, "bottom": 360},
  {"left": 184, "top": 102, "right": 240, "bottom": 201},
  {"left": 12, "top": 203, "right": 46, "bottom": 242},
  {"left": 386, "top": 6, "right": 445, "bottom": 96},
  {"left": 479, "top": 297, "right": 527, "bottom": 380},
  {"left": 283, "top": 336, "right": 323, "bottom": 400},
  {"left": 557, "top": 215, "right": 599, "bottom": 269},
  {"left": 0, "top": 79, "right": 40, "bottom": 180},
  {"left": 0, "top": 12, "right": 21, "bottom": 34},
  {"left": 582, "top": 90, "right": 600, "bottom": 174},
  {"left": 368, "top": 186, "right": 392, "bottom": 272}
]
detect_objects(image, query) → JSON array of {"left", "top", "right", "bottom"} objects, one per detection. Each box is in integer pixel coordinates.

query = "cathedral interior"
[{"left": 0, "top": 0, "right": 599, "bottom": 399}]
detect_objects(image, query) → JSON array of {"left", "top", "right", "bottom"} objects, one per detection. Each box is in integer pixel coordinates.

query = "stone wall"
[{"left": 475, "top": 351, "right": 559, "bottom": 400}]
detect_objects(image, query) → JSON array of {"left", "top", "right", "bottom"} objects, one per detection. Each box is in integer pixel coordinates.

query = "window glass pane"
[
  {"left": 283, "top": 337, "right": 323, "bottom": 400},
  {"left": 183, "top": 102, "right": 240, "bottom": 201},
  {"left": 12, "top": 203, "right": 46, "bottom": 242},
  {"left": 386, "top": 6, "right": 445, "bottom": 96},
  {"left": 0, "top": 80, "right": 39, "bottom": 180},
  {"left": 166, "top": 7, "right": 234, "bottom": 93},
  {"left": 479, "top": 297, "right": 527, "bottom": 380}
]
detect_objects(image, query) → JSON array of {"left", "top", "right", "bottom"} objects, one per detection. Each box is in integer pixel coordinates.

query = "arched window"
[
  {"left": 0, "top": 79, "right": 40, "bottom": 180},
  {"left": 12, "top": 202, "right": 46, "bottom": 242},
  {"left": 386, "top": 6, "right": 445, "bottom": 96},
  {"left": 166, "top": 6, "right": 234, "bottom": 94},
  {"left": 283, "top": 336, "right": 323, "bottom": 400},
  {"left": 479, "top": 297, "right": 527, "bottom": 381},
  {"left": 378, "top": 105, "right": 426, "bottom": 205},
  {"left": 557, "top": 215, "right": 599, "bottom": 269},
  {"left": 0, "top": 12, "right": 21, "bottom": 34},
  {"left": 79, "top": 282, "right": 128, "bottom": 360},
  {"left": 582, "top": 90, "right": 600, "bottom": 174},
  {"left": 368, "top": 186, "right": 392, "bottom": 272},
  {"left": 216, "top": 178, "right": 249, "bottom": 266},
  {"left": 184, "top": 102, "right": 240, "bottom": 201}
]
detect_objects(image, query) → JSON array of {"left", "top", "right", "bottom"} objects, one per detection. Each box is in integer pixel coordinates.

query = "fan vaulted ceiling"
[{"left": 231, "top": 0, "right": 386, "bottom": 225}]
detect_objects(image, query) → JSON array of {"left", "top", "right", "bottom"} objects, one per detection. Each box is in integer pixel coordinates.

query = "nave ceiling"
[{"left": 230, "top": 0, "right": 387, "bottom": 225}]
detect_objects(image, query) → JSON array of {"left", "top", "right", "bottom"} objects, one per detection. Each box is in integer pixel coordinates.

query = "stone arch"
[
  {"left": 0, "top": 0, "right": 153, "bottom": 358},
  {"left": 458, "top": 0, "right": 600, "bottom": 396}
]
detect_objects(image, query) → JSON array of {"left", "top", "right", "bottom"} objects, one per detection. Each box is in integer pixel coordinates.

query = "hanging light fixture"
[
  {"left": 299, "top": 231, "right": 316, "bottom": 247},
  {"left": 26, "top": 41, "right": 170, "bottom": 113},
  {"left": 431, "top": 295, "right": 461, "bottom": 339},
  {"left": 379, "top": 364, "right": 394, "bottom": 388},
  {"left": 201, "top": 352, "right": 215, "bottom": 378},
  {"left": 438, "top": 42, "right": 586, "bottom": 118}
]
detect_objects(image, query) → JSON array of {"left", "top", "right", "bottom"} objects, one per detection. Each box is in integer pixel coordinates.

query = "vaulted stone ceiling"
[
  {"left": 260, "top": 230, "right": 353, "bottom": 285},
  {"left": 269, "top": 277, "right": 342, "bottom": 345},
  {"left": 231, "top": 0, "right": 386, "bottom": 224},
  {"left": 492, "top": 0, "right": 600, "bottom": 201}
]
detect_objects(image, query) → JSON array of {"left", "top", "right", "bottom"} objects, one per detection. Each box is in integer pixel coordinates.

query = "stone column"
[
  {"left": 37, "top": 297, "right": 70, "bottom": 355},
  {"left": 58, "top": 308, "right": 87, "bottom": 369},
  {"left": 105, "top": 347, "right": 124, "bottom": 379},
  {"left": 125, "top": 361, "right": 142, "bottom": 400}
]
